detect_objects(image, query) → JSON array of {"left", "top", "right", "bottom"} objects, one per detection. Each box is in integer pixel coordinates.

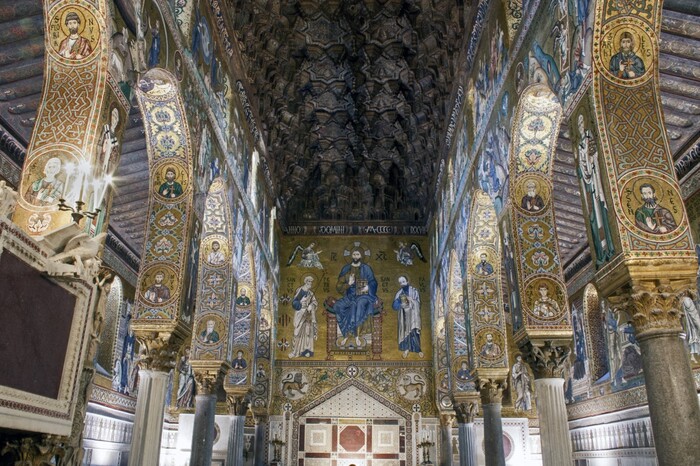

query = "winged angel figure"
[
  {"left": 286, "top": 242, "right": 323, "bottom": 269},
  {"left": 394, "top": 241, "right": 426, "bottom": 266}
]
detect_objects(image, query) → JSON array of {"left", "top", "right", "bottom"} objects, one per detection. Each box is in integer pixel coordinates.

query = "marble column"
[
  {"left": 453, "top": 397, "right": 478, "bottom": 466},
  {"left": 128, "top": 369, "right": 170, "bottom": 466},
  {"left": 638, "top": 329, "right": 700, "bottom": 465},
  {"left": 439, "top": 413, "right": 455, "bottom": 466},
  {"left": 190, "top": 369, "right": 226, "bottom": 466},
  {"left": 253, "top": 415, "right": 268, "bottom": 466},
  {"left": 191, "top": 393, "right": 217, "bottom": 466},
  {"left": 226, "top": 392, "right": 249, "bottom": 466},
  {"left": 606, "top": 283, "right": 700, "bottom": 466},
  {"left": 479, "top": 380, "right": 506, "bottom": 466},
  {"left": 533, "top": 378, "right": 571, "bottom": 466},
  {"left": 521, "top": 342, "right": 572, "bottom": 466}
]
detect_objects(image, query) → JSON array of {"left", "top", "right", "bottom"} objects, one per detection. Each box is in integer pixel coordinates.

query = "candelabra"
[
  {"left": 269, "top": 435, "right": 286, "bottom": 465},
  {"left": 418, "top": 438, "right": 435, "bottom": 465},
  {"left": 57, "top": 198, "right": 100, "bottom": 224},
  {"left": 57, "top": 160, "right": 112, "bottom": 224}
]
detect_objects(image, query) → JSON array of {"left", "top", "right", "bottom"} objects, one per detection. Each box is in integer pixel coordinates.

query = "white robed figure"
[
  {"left": 289, "top": 276, "right": 318, "bottom": 358},
  {"left": 392, "top": 276, "right": 423, "bottom": 359},
  {"left": 681, "top": 295, "right": 700, "bottom": 363}
]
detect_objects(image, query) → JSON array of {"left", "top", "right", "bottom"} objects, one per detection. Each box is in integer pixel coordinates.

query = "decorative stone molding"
[
  {"left": 45, "top": 232, "right": 107, "bottom": 282},
  {"left": 478, "top": 378, "right": 508, "bottom": 405},
  {"left": 87, "top": 386, "right": 137, "bottom": 413},
  {"left": 520, "top": 340, "right": 571, "bottom": 379},
  {"left": 571, "top": 416, "right": 655, "bottom": 453},
  {"left": 0, "top": 179, "right": 17, "bottom": 218}
]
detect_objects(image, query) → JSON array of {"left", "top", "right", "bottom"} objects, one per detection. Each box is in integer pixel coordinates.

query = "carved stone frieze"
[{"left": 519, "top": 340, "right": 571, "bottom": 379}]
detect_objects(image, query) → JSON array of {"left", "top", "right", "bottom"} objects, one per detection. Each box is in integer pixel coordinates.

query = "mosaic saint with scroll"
[
  {"left": 512, "top": 354, "right": 532, "bottom": 411},
  {"left": 392, "top": 275, "right": 423, "bottom": 358},
  {"left": 576, "top": 113, "right": 614, "bottom": 264},
  {"left": 289, "top": 276, "right": 318, "bottom": 358}
]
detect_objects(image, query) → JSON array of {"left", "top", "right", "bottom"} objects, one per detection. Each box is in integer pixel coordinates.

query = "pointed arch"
[
  {"left": 465, "top": 190, "right": 508, "bottom": 371},
  {"left": 507, "top": 84, "right": 571, "bottom": 347},
  {"left": 131, "top": 69, "right": 194, "bottom": 342},
  {"left": 14, "top": 0, "right": 111, "bottom": 236}
]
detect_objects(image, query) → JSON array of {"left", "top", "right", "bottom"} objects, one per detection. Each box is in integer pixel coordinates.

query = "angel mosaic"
[
  {"left": 394, "top": 241, "right": 426, "bottom": 266},
  {"left": 285, "top": 242, "right": 323, "bottom": 269}
]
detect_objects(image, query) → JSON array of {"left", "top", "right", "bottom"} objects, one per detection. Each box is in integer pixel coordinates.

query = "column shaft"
[
  {"left": 253, "top": 418, "right": 267, "bottom": 466},
  {"left": 226, "top": 415, "right": 246, "bottom": 466},
  {"left": 457, "top": 422, "right": 477, "bottom": 466},
  {"left": 440, "top": 422, "right": 453, "bottom": 466},
  {"left": 482, "top": 403, "right": 505, "bottom": 466},
  {"left": 534, "top": 378, "right": 572, "bottom": 466},
  {"left": 190, "top": 394, "right": 217, "bottom": 466},
  {"left": 638, "top": 333, "right": 700, "bottom": 466},
  {"left": 128, "top": 370, "right": 169, "bottom": 466}
]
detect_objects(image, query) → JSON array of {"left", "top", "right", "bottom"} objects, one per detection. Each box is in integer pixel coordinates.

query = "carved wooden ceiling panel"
[{"left": 229, "top": 0, "right": 467, "bottom": 225}]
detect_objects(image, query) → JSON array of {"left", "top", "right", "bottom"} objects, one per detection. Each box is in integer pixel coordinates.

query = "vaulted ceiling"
[{"left": 229, "top": 0, "right": 468, "bottom": 225}]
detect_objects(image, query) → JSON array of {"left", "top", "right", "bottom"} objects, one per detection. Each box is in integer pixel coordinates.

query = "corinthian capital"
[
  {"left": 135, "top": 332, "right": 182, "bottom": 372},
  {"left": 520, "top": 340, "right": 570, "bottom": 379},
  {"left": 453, "top": 398, "right": 479, "bottom": 424},
  {"left": 608, "top": 278, "right": 690, "bottom": 338},
  {"left": 194, "top": 369, "right": 225, "bottom": 395},
  {"left": 478, "top": 378, "right": 507, "bottom": 405}
]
